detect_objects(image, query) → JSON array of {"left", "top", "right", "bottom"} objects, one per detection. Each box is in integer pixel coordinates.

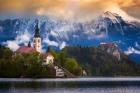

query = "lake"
[{"left": 1, "top": 78, "right": 140, "bottom": 93}]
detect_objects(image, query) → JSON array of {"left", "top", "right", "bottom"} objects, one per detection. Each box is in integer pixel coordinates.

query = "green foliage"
[
  {"left": 44, "top": 65, "right": 56, "bottom": 78},
  {"left": 64, "top": 58, "right": 78, "bottom": 72},
  {"left": 56, "top": 50, "right": 67, "bottom": 66},
  {"left": 63, "top": 46, "right": 140, "bottom": 76},
  {"left": 0, "top": 45, "right": 55, "bottom": 78},
  {"left": 54, "top": 50, "right": 83, "bottom": 76},
  {"left": 0, "top": 45, "right": 13, "bottom": 60},
  {"left": 3, "top": 45, "right": 140, "bottom": 77},
  {"left": 49, "top": 48, "right": 58, "bottom": 58},
  {"left": 26, "top": 62, "right": 42, "bottom": 78},
  {"left": 47, "top": 48, "right": 83, "bottom": 76}
]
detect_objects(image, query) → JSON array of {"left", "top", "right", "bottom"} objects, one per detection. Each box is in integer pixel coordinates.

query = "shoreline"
[{"left": 1, "top": 77, "right": 140, "bottom": 82}]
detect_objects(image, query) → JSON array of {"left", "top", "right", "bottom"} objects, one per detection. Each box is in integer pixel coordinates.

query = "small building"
[
  {"left": 41, "top": 47, "right": 54, "bottom": 65},
  {"left": 113, "top": 49, "right": 121, "bottom": 61},
  {"left": 46, "top": 52, "right": 54, "bottom": 65},
  {"left": 54, "top": 66, "right": 65, "bottom": 77},
  {"left": 99, "top": 42, "right": 121, "bottom": 60},
  {"left": 82, "top": 70, "right": 87, "bottom": 76},
  {"left": 42, "top": 53, "right": 54, "bottom": 65}
]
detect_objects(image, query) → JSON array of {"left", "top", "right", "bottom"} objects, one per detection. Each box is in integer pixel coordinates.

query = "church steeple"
[
  {"left": 34, "top": 20, "right": 40, "bottom": 38},
  {"left": 33, "top": 19, "right": 41, "bottom": 53}
]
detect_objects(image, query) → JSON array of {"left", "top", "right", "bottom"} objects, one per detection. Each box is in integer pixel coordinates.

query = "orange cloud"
[{"left": 0, "top": 0, "right": 139, "bottom": 21}]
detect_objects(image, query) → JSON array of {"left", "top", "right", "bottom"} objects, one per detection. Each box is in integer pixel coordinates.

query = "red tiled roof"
[
  {"left": 46, "top": 52, "right": 53, "bottom": 56},
  {"left": 40, "top": 52, "right": 53, "bottom": 59},
  {"left": 100, "top": 42, "right": 116, "bottom": 47},
  {"left": 16, "top": 46, "right": 36, "bottom": 54}
]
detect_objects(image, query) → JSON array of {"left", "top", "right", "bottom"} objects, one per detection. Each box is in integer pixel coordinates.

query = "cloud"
[
  {"left": 0, "top": 0, "right": 140, "bottom": 22},
  {"left": 116, "top": 0, "right": 137, "bottom": 7},
  {"left": 43, "top": 37, "right": 59, "bottom": 47},
  {"left": 5, "top": 40, "right": 20, "bottom": 51},
  {"left": 124, "top": 47, "right": 140, "bottom": 55},
  {"left": 59, "top": 42, "right": 67, "bottom": 50},
  {"left": 95, "top": 33, "right": 106, "bottom": 39},
  {"left": 16, "top": 30, "right": 31, "bottom": 44},
  {"left": 4, "top": 30, "right": 31, "bottom": 51}
]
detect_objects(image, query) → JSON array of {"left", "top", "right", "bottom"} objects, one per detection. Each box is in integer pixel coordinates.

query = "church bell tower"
[{"left": 33, "top": 20, "right": 41, "bottom": 53}]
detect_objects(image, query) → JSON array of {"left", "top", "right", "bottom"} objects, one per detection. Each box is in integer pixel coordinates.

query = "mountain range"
[{"left": 0, "top": 11, "right": 140, "bottom": 63}]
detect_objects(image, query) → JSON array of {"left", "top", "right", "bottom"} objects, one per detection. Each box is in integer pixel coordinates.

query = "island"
[{"left": 0, "top": 20, "right": 140, "bottom": 78}]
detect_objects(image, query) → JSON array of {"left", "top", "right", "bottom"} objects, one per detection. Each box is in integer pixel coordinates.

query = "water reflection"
[{"left": 1, "top": 78, "right": 140, "bottom": 93}]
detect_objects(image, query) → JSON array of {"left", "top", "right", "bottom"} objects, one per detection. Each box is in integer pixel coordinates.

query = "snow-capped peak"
[
  {"left": 103, "top": 11, "right": 119, "bottom": 18},
  {"left": 101, "top": 11, "right": 122, "bottom": 24}
]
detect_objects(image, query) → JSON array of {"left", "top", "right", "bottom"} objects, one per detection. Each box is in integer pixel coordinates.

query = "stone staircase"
[{"left": 54, "top": 63, "right": 75, "bottom": 78}]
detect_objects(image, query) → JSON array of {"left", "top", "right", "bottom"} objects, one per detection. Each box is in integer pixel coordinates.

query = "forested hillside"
[{"left": 63, "top": 46, "right": 140, "bottom": 76}]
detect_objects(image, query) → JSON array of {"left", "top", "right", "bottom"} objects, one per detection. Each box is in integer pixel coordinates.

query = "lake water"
[{"left": 1, "top": 78, "right": 140, "bottom": 93}]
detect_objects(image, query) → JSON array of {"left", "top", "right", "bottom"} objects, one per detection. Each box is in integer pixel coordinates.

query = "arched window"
[{"left": 38, "top": 39, "right": 40, "bottom": 43}]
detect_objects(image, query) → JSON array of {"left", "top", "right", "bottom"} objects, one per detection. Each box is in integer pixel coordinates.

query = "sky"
[
  {"left": 1, "top": 0, "right": 140, "bottom": 52},
  {"left": 0, "top": 0, "right": 140, "bottom": 21}
]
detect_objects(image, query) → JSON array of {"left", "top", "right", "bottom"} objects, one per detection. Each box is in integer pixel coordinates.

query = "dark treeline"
[
  {"left": 0, "top": 45, "right": 51, "bottom": 78},
  {"left": 1, "top": 45, "right": 140, "bottom": 78},
  {"left": 0, "top": 45, "right": 82, "bottom": 78},
  {"left": 63, "top": 46, "right": 140, "bottom": 76}
]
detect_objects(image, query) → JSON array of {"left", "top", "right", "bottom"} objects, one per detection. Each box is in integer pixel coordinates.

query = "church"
[
  {"left": 16, "top": 20, "right": 54, "bottom": 65},
  {"left": 16, "top": 20, "right": 65, "bottom": 77}
]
